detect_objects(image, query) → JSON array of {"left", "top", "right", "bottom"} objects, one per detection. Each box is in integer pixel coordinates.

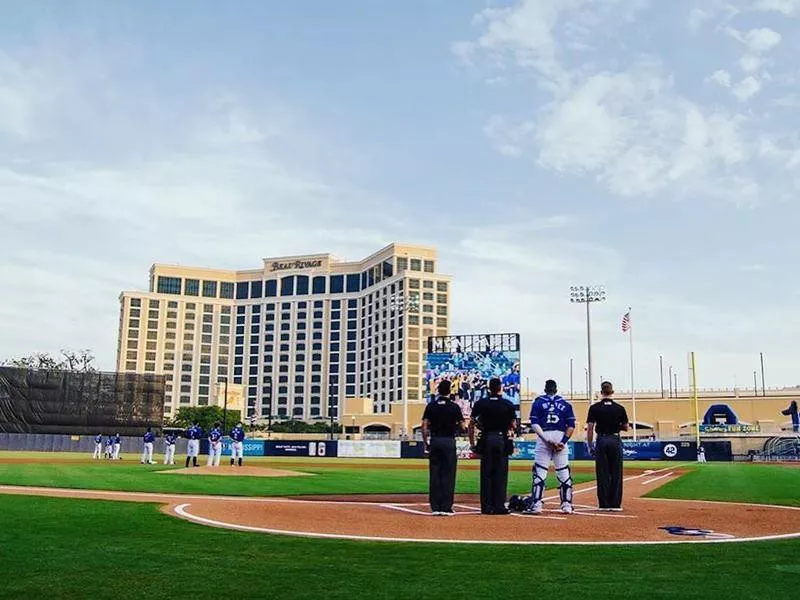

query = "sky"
[{"left": 1, "top": 0, "right": 799, "bottom": 394}]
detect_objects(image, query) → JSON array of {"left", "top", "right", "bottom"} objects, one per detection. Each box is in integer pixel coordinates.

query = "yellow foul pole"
[{"left": 691, "top": 351, "right": 700, "bottom": 451}]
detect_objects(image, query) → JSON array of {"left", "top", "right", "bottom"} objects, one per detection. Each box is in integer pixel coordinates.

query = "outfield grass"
[
  {"left": 0, "top": 458, "right": 594, "bottom": 497},
  {"left": 647, "top": 462, "right": 800, "bottom": 506},
  {"left": 0, "top": 493, "right": 798, "bottom": 599}
]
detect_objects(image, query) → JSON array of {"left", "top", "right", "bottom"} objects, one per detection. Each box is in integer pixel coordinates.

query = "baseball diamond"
[{"left": 0, "top": 465, "right": 798, "bottom": 545}]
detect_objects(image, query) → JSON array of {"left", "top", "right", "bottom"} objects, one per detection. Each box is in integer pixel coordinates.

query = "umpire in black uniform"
[
  {"left": 469, "top": 377, "right": 517, "bottom": 515},
  {"left": 421, "top": 380, "right": 466, "bottom": 515},
  {"left": 586, "top": 381, "right": 630, "bottom": 511}
]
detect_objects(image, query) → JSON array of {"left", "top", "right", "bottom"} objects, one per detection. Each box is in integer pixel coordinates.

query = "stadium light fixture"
[{"left": 569, "top": 285, "right": 606, "bottom": 402}]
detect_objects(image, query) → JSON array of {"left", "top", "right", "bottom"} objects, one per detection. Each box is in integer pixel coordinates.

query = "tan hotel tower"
[{"left": 116, "top": 243, "right": 450, "bottom": 428}]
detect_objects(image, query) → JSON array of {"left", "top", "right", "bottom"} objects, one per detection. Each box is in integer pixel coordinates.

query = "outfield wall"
[{"left": 0, "top": 433, "right": 743, "bottom": 461}]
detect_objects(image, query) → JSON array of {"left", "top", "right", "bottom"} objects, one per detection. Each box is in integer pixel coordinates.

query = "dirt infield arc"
[{"left": 2, "top": 467, "right": 799, "bottom": 544}]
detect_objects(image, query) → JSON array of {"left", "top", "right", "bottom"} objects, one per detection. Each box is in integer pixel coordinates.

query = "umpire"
[
  {"left": 469, "top": 377, "right": 517, "bottom": 515},
  {"left": 421, "top": 380, "right": 466, "bottom": 516},
  {"left": 586, "top": 381, "right": 630, "bottom": 511}
]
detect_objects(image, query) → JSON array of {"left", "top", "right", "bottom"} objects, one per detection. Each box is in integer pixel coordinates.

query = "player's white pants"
[
  {"left": 187, "top": 439, "right": 200, "bottom": 458},
  {"left": 164, "top": 445, "right": 175, "bottom": 465},
  {"left": 112, "top": 443, "right": 121, "bottom": 460},
  {"left": 141, "top": 442, "right": 154, "bottom": 463},
  {"left": 531, "top": 430, "right": 573, "bottom": 509},
  {"left": 93, "top": 443, "right": 102, "bottom": 459},
  {"left": 208, "top": 441, "right": 222, "bottom": 466},
  {"left": 231, "top": 441, "right": 244, "bottom": 462}
]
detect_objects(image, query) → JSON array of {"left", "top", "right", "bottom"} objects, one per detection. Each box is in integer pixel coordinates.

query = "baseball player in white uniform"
[
  {"left": 93, "top": 434, "right": 103, "bottom": 459},
  {"left": 163, "top": 431, "right": 177, "bottom": 465},
  {"left": 207, "top": 422, "right": 223, "bottom": 467},
  {"left": 140, "top": 427, "right": 156, "bottom": 464},
  {"left": 525, "top": 380, "right": 576, "bottom": 515},
  {"left": 112, "top": 433, "right": 122, "bottom": 460}
]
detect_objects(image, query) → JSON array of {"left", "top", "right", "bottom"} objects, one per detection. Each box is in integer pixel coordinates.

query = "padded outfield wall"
[{"left": 0, "top": 367, "right": 165, "bottom": 435}]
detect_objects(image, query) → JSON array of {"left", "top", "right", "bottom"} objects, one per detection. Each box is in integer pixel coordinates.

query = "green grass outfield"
[{"left": 0, "top": 454, "right": 799, "bottom": 599}]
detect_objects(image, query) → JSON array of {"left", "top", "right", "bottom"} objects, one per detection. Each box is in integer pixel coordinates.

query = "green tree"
[
  {"left": 170, "top": 406, "right": 242, "bottom": 434},
  {"left": 268, "top": 420, "right": 342, "bottom": 434}
]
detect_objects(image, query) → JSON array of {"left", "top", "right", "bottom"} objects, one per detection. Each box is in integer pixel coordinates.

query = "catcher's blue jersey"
[{"left": 529, "top": 395, "right": 576, "bottom": 433}]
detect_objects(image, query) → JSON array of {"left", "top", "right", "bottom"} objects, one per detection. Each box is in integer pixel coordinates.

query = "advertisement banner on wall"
[
  {"left": 264, "top": 441, "right": 338, "bottom": 457},
  {"left": 510, "top": 440, "right": 574, "bottom": 461},
  {"left": 337, "top": 440, "right": 401, "bottom": 458},
  {"left": 221, "top": 439, "right": 265, "bottom": 456}
]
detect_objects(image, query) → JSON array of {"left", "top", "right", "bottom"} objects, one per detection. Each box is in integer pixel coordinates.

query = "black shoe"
[{"left": 494, "top": 508, "right": 511, "bottom": 515}]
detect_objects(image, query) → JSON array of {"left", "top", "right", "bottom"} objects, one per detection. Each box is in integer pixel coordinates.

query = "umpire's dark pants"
[
  {"left": 595, "top": 434, "right": 624, "bottom": 508},
  {"left": 479, "top": 433, "right": 509, "bottom": 514},
  {"left": 429, "top": 437, "right": 457, "bottom": 512}
]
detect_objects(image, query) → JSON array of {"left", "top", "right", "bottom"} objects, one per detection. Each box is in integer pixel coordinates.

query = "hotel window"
[
  {"left": 423, "top": 317, "right": 434, "bottom": 325},
  {"left": 130, "top": 298, "right": 141, "bottom": 307},
  {"left": 145, "top": 362, "right": 156, "bottom": 372},
  {"left": 202, "top": 280, "right": 217, "bottom": 297},
  {"left": 409, "top": 279, "right": 420, "bottom": 290},
  {"left": 397, "top": 257, "right": 408, "bottom": 271},
  {"left": 423, "top": 260, "right": 434, "bottom": 273},
  {"left": 219, "top": 282, "right": 234, "bottom": 299},
  {"left": 437, "top": 294, "right": 447, "bottom": 304},
  {"left": 423, "top": 292, "right": 434, "bottom": 301},
  {"left": 437, "top": 281, "right": 448, "bottom": 292},
  {"left": 296, "top": 275, "right": 309, "bottom": 295},
  {"left": 147, "top": 331, "right": 158, "bottom": 340},
  {"left": 281, "top": 276, "right": 294, "bottom": 296},
  {"left": 147, "top": 320, "right": 158, "bottom": 329},
  {"left": 125, "top": 361, "right": 136, "bottom": 371},
  {"left": 265, "top": 280, "right": 277, "bottom": 297},
  {"left": 383, "top": 260, "right": 393, "bottom": 278},
  {"left": 126, "top": 340, "right": 137, "bottom": 349},
  {"left": 157, "top": 277, "right": 182, "bottom": 295},
  {"left": 423, "top": 280, "right": 434, "bottom": 289},
  {"left": 236, "top": 282, "right": 249, "bottom": 300},
  {"left": 312, "top": 276, "right": 326, "bottom": 294},
  {"left": 128, "top": 319, "right": 140, "bottom": 328},
  {"left": 437, "top": 306, "right": 447, "bottom": 316},
  {"left": 250, "top": 280, "right": 263, "bottom": 298},
  {"left": 129, "top": 308, "right": 141, "bottom": 318},
  {"left": 329, "top": 275, "right": 344, "bottom": 294},
  {"left": 437, "top": 318, "right": 447, "bottom": 328},
  {"left": 346, "top": 274, "right": 360, "bottom": 293},
  {"left": 410, "top": 259, "right": 421, "bottom": 271},
  {"left": 185, "top": 279, "right": 200, "bottom": 296}
]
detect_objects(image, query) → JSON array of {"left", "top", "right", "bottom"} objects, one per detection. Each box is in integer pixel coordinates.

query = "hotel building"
[{"left": 116, "top": 243, "right": 450, "bottom": 428}]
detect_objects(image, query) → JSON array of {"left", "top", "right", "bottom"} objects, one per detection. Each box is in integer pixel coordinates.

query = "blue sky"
[{"left": 1, "top": 0, "right": 799, "bottom": 393}]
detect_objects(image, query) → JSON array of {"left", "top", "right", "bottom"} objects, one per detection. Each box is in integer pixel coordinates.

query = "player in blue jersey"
[
  {"left": 185, "top": 422, "right": 202, "bottom": 468},
  {"left": 93, "top": 433, "right": 103, "bottom": 459},
  {"left": 112, "top": 432, "right": 122, "bottom": 460},
  {"left": 229, "top": 423, "right": 246, "bottom": 467},
  {"left": 140, "top": 427, "right": 156, "bottom": 464},
  {"left": 207, "top": 422, "right": 223, "bottom": 467},
  {"left": 525, "top": 379, "right": 576, "bottom": 515},
  {"left": 105, "top": 436, "right": 113, "bottom": 459},
  {"left": 163, "top": 431, "right": 177, "bottom": 465}
]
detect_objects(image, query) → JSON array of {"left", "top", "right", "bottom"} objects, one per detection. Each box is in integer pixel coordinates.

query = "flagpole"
[{"left": 628, "top": 307, "right": 637, "bottom": 441}]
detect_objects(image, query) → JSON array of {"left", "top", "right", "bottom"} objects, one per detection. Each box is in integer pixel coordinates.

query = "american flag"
[{"left": 621, "top": 311, "right": 631, "bottom": 333}]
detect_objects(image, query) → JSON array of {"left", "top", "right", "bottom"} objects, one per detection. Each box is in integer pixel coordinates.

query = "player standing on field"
[
  {"left": 184, "top": 422, "right": 202, "bottom": 468},
  {"left": 163, "top": 431, "right": 177, "bottom": 465},
  {"left": 229, "top": 422, "right": 246, "bottom": 467},
  {"left": 105, "top": 436, "right": 113, "bottom": 459},
  {"left": 207, "top": 422, "right": 223, "bottom": 467},
  {"left": 141, "top": 427, "right": 156, "bottom": 464},
  {"left": 112, "top": 432, "right": 122, "bottom": 460},
  {"left": 525, "top": 380, "right": 576, "bottom": 515},
  {"left": 93, "top": 433, "right": 103, "bottom": 459},
  {"left": 586, "top": 381, "right": 629, "bottom": 511}
]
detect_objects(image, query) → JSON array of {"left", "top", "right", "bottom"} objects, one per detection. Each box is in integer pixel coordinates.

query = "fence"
[{"left": 0, "top": 367, "right": 165, "bottom": 435}]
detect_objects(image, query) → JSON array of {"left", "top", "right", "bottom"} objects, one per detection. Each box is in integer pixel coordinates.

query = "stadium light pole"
[
  {"left": 760, "top": 352, "right": 766, "bottom": 397},
  {"left": 570, "top": 286, "right": 606, "bottom": 402},
  {"left": 390, "top": 292, "right": 420, "bottom": 439},
  {"left": 668, "top": 365, "right": 673, "bottom": 398}
]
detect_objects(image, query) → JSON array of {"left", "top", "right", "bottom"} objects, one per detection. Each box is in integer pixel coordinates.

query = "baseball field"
[{"left": 0, "top": 453, "right": 798, "bottom": 599}]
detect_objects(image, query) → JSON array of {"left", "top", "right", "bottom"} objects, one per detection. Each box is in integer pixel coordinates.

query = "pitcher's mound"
[{"left": 158, "top": 466, "right": 313, "bottom": 478}]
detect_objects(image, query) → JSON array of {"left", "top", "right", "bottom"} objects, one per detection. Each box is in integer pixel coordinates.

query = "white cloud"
[
  {"left": 708, "top": 69, "right": 732, "bottom": 87},
  {"left": 739, "top": 54, "right": 763, "bottom": 73},
  {"left": 752, "top": 0, "right": 800, "bottom": 15},
  {"left": 743, "top": 27, "right": 782, "bottom": 53},
  {"left": 688, "top": 8, "right": 709, "bottom": 32},
  {"left": 732, "top": 76, "right": 763, "bottom": 100}
]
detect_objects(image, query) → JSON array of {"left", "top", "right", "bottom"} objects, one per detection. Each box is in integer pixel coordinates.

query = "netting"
[{"left": 0, "top": 367, "right": 165, "bottom": 434}]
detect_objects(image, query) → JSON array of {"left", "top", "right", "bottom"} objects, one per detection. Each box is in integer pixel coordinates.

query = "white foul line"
[
  {"left": 642, "top": 473, "right": 674, "bottom": 485},
  {"left": 172, "top": 503, "right": 800, "bottom": 546}
]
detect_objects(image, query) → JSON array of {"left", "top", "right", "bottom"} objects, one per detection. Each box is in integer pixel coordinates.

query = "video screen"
[{"left": 424, "top": 349, "right": 521, "bottom": 421}]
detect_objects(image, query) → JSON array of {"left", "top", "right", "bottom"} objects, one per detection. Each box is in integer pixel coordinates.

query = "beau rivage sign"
[{"left": 268, "top": 258, "right": 325, "bottom": 273}]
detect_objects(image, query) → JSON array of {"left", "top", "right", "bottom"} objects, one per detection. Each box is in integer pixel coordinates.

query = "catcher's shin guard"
[
  {"left": 531, "top": 462, "right": 548, "bottom": 503},
  {"left": 556, "top": 465, "right": 573, "bottom": 504}
]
